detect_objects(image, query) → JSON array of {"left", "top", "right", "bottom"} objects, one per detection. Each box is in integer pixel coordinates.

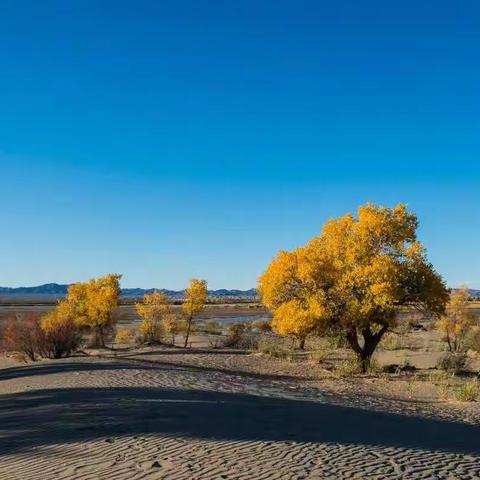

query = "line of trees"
[{"left": 2, "top": 276, "right": 208, "bottom": 361}]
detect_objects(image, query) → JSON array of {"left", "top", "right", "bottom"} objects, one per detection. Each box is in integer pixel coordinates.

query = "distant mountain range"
[
  {"left": 0, "top": 283, "right": 257, "bottom": 299},
  {"left": 0, "top": 283, "right": 478, "bottom": 299}
]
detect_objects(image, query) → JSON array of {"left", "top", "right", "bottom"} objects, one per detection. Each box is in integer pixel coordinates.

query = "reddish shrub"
[{"left": 2, "top": 314, "right": 42, "bottom": 361}]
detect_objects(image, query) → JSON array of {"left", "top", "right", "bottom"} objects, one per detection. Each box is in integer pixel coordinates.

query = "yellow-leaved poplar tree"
[
  {"left": 258, "top": 204, "right": 449, "bottom": 371},
  {"left": 162, "top": 313, "right": 182, "bottom": 346},
  {"left": 182, "top": 279, "right": 208, "bottom": 348},
  {"left": 136, "top": 290, "right": 170, "bottom": 344},
  {"left": 437, "top": 288, "right": 476, "bottom": 352},
  {"left": 67, "top": 273, "right": 122, "bottom": 347}
]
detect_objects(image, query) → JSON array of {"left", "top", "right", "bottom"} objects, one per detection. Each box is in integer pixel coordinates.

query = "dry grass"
[{"left": 454, "top": 379, "right": 479, "bottom": 402}]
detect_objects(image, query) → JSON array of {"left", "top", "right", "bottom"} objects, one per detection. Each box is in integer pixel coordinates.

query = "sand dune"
[{"left": 0, "top": 353, "right": 479, "bottom": 479}]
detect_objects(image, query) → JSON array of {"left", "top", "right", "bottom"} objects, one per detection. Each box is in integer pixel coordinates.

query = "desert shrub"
[
  {"left": 224, "top": 323, "right": 258, "bottom": 349},
  {"left": 253, "top": 319, "right": 272, "bottom": 333},
  {"left": 438, "top": 381, "right": 452, "bottom": 400},
  {"left": 115, "top": 328, "right": 132, "bottom": 345},
  {"left": 335, "top": 357, "right": 363, "bottom": 376},
  {"left": 2, "top": 316, "right": 42, "bottom": 361},
  {"left": 3, "top": 309, "right": 80, "bottom": 361},
  {"left": 466, "top": 326, "right": 480, "bottom": 353},
  {"left": 380, "top": 332, "right": 408, "bottom": 351},
  {"left": 308, "top": 349, "right": 329, "bottom": 364},
  {"left": 139, "top": 317, "right": 164, "bottom": 344},
  {"left": 404, "top": 373, "right": 420, "bottom": 398},
  {"left": 436, "top": 352, "right": 470, "bottom": 373},
  {"left": 39, "top": 309, "right": 82, "bottom": 359},
  {"left": 335, "top": 356, "right": 380, "bottom": 376},
  {"left": 203, "top": 320, "right": 222, "bottom": 334},
  {"left": 256, "top": 336, "right": 292, "bottom": 359},
  {"left": 228, "top": 322, "right": 246, "bottom": 338},
  {"left": 426, "top": 370, "right": 454, "bottom": 400},
  {"left": 454, "top": 379, "right": 479, "bottom": 402}
]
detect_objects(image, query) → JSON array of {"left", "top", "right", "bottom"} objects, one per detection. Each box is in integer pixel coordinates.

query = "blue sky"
[{"left": 0, "top": 1, "right": 479, "bottom": 289}]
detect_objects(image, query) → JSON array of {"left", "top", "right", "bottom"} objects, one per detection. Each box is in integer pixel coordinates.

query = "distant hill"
[
  {"left": 0, "top": 283, "right": 69, "bottom": 295},
  {"left": 1, "top": 283, "right": 478, "bottom": 300},
  {"left": 0, "top": 283, "right": 258, "bottom": 299}
]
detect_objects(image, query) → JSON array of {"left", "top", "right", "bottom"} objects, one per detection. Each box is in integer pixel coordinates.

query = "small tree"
[
  {"left": 67, "top": 273, "right": 122, "bottom": 347},
  {"left": 136, "top": 291, "right": 170, "bottom": 344},
  {"left": 115, "top": 328, "right": 132, "bottom": 345},
  {"left": 253, "top": 319, "right": 273, "bottom": 333},
  {"left": 163, "top": 313, "right": 182, "bottom": 346},
  {"left": 437, "top": 288, "right": 476, "bottom": 352},
  {"left": 182, "top": 279, "right": 208, "bottom": 348}
]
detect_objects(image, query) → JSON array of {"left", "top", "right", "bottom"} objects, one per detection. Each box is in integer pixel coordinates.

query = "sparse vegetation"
[
  {"left": 308, "top": 349, "right": 329, "bottom": 364},
  {"left": 253, "top": 319, "right": 272, "bottom": 333},
  {"left": 2, "top": 314, "right": 42, "bottom": 362},
  {"left": 437, "top": 288, "right": 477, "bottom": 352},
  {"left": 380, "top": 332, "right": 408, "bottom": 351},
  {"left": 334, "top": 357, "right": 363, "bottom": 376},
  {"left": 256, "top": 336, "right": 292, "bottom": 359},
  {"left": 454, "top": 379, "right": 479, "bottom": 402},
  {"left": 436, "top": 352, "right": 470, "bottom": 374},
  {"left": 224, "top": 322, "right": 258, "bottom": 349},
  {"left": 115, "top": 328, "right": 132, "bottom": 345}
]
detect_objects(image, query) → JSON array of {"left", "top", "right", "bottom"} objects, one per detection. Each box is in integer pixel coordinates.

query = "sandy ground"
[{"left": 0, "top": 346, "right": 479, "bottom": 480}]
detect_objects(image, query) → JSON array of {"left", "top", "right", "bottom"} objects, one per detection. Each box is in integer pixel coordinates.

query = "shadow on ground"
[{"left": 0, "top": 385, "right": 479, "bottom": 457}]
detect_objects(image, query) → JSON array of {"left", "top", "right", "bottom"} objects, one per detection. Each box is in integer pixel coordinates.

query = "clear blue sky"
[{"left": 1, "top": 1, "right": 479, "bottom": 289}]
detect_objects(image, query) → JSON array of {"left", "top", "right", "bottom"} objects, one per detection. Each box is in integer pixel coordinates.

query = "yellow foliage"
[
  {"left": 272, "top": 298, "right": 324, "bottom": 339},
  {"left": 182, "top": 279, "right": 208, "bottom": 347},
  {"left": 436, "top": 288, "right": 476, "bottom": 352},
  {"left": 139, "top": 317, "right": 164, "bottom": 344},
  {"left": 66, "top": 273, "right": 122, "bottom": 346},
  {"left": 38, "top": 300, "right": 80, "bottom": 358},
  {"left": 162, "top": 313, "right": 182, "bottom": 345},
  {"left": 136, "top": 291, "right": 170, "bottom": 344},
  {"left": 258, "top": 203, "right": 449, "bottom": 368},
  {"left": 40, "top": 300, "right": 75, "bottom": 333},
  {"left": 183, "top": 279, "right": 208, "bottom": 319},
  {"left": 115, "top": 328, "right": 132, "bottom": 345}
]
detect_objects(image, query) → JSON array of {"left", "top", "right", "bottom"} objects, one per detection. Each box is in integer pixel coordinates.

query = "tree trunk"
[
  {"left": 298, "top": 336, "right": 306, "bottom": 350},
  {"left": 346, "top": 325, "right": 388, "bottom": 373},
  {"left": 183, "top": 316, "right": 193, "bottom": 348},
  {"left": 172, "top": 334, "right": 175, "bottom": 346},
  {"left": 96, "top": 325, "right": 105, "bottom": 348}
]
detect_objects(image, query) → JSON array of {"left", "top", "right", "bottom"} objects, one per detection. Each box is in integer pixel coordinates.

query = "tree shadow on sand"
[{"left": 0, "top": 386, "right": 479, "bottom": 457}]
